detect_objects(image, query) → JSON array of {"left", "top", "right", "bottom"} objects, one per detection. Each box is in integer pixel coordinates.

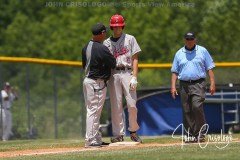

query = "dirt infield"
[
  {"left": 1, "top": 141, "right": 239, "bottom": 158},
  {"left": 0, "top": 142, "right": 181, "bottom": 158}
]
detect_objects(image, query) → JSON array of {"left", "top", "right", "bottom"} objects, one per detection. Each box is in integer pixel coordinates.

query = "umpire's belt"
[
  {"left": 115, "top": 67, "right": 131, "bottom": 71},
  {"left": 180, "top": 78, "right": 205, "bottom": 83}
]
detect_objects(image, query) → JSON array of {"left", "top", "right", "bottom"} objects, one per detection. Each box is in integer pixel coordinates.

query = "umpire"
[
  {"left": 82, "top": 23, "right": 116, "bottom": 147},
  {"left": 171, "top": 32, "right": 216, "bottom": 142}
]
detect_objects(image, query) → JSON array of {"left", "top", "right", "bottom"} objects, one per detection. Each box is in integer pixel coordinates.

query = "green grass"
[
  {"left": 0, "top": 139, "right": 85, "bottom": 152},
  {"left": 1, "top": 134, "right": 240, "bottom": 160}
]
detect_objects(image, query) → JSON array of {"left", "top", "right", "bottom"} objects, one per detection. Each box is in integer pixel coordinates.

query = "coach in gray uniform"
[
  {"left": 82, "top": 23, "right": 116, "bottom": 147},
  {"left": 171, "top": 32, "right": 216, "bottom": 142}
]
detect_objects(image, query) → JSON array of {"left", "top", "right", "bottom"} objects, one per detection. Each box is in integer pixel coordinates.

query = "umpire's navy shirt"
[
  {"left": 171, "top": 45, "right": 215, "bottom": 81},
  {"left": 82, "top": 40, "right": 116, "bottom": 81}
]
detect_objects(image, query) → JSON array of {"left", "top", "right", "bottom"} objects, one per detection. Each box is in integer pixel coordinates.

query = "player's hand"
[
  {"left": 171, "top": 87, "right": 178, "bottom": 99},
  {"left": 130, "top": 76, "right": 138, "bottom": 90},
  {"left": 209, "top": 82, "right": 216, "bottom": 96}
]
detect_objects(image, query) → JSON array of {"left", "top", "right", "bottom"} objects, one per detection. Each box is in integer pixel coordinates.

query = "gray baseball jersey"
[{"left": 103, "top": 33, "right": 141, "bottom": 67}]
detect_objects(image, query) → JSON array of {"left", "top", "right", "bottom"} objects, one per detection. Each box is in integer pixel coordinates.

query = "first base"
[{"left": 109, "top": 141, "right": 140, "bottom": 147}]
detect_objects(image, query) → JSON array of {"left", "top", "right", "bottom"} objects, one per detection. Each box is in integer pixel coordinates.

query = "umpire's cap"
[
  {"left": 184, "top": 32, "right": 195, "bottom": 39},
  {"left": 91, "top": 23, "right": 107, "bottom": 35}
]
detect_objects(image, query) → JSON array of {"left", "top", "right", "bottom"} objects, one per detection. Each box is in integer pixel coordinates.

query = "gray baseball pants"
[
  {"left": 83, "top": 77, "right": 106, "bottom": 146},
  {"left": 108, "top": 69, "right": 139, "bottom": 136},
  {"left": 1, "top": 109, "right": 13, "bottom": 141}
]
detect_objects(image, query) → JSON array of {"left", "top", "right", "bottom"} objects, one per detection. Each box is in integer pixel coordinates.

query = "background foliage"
[{"left": 0, "top": 0, "right": 239, "bottom": 138}]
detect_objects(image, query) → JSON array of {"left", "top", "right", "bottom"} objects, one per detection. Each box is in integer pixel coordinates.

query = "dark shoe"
[
  {"left": 184, "top": 136, "right": 197, "bottom": 143},
  {"left": 101, "top": 142, "right": 110, "bottom": 146},
  {"left": 130, "top": 132, "right": 142, "bottom": 143},
  {"left": 111, "top": 135, "right": 124, "bottom": 143},
  {"left": 85, "top": 143, "right": 101, "bottom": 148},
  {"left": 197, "top": 136, "right": 206, "bottom": 143},
  {"left": 184, "top": 139, "right": 197, "bottom": 143}
]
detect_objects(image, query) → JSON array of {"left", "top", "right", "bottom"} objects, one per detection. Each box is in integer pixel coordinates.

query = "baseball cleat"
[
  {"left": 111, "top": 135, "right": 124, "bottom": 143},
  {"left": 101, "top": 142, "right": 110, "bottom": 146},
  {"left": 130, "top": 132, "right": 142, "bottom": 143}
]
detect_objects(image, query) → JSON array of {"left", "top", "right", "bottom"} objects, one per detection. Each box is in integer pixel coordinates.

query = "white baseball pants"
[
  {"left": 83, "top": 77, "right": 106, "bottom": 146},
  {"left": 109, "top": 69, "right": 139, "bottom": 136},
  {"left": 1, "top": 109, "right": 13, "bottom": 141}
]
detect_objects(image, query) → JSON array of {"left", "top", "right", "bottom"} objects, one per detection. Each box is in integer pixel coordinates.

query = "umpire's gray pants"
[
  {"left": 179, "top": 79, "right": 207, "bottom": 137},
  {"left": 83, "top": 77, "right": 106, "bottom": 146}
]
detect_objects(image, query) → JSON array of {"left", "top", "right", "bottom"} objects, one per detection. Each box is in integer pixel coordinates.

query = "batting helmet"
[{"left": 110, "top": 14, "right": 125, "bottom": 28}]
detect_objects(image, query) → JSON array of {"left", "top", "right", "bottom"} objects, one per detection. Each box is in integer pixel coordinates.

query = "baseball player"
[
  {"left": 103, "top": 14, "right": 142, "bottom": 143},
  {"left": 82, "top": 23, "right": 116, "bottom": 147},
  {"left": 1, "top": 82, "right": 18, "bottom": 141}
]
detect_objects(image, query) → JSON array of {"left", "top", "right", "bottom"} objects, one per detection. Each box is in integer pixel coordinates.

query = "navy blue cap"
[{"left": 184, "top": 32, "right": 195, "bottom": 39}]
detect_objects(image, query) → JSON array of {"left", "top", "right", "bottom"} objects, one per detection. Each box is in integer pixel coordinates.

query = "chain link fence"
[
  {"left": 0, "top": 61, "right": 86, "bottom": 139},
  {"left": 0, "top": 57, "right": 239, "bottom": 140}
]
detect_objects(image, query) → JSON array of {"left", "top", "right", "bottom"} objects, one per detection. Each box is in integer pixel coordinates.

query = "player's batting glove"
[{"left": 130, "top": 76, "right": 138, "bottom": 90}]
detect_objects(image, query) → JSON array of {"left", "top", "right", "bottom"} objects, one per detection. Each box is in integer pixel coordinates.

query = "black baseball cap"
[
  {"left": 91, "top": 23, "right": 107, "bottom": 35},
  {"left": 184, "top": 32, "right": 195, "bottom": 39}
]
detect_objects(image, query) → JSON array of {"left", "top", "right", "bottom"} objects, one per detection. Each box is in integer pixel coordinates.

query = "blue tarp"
[{"left": 124, "top": 90, "right": 239, "bottom": 136}]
